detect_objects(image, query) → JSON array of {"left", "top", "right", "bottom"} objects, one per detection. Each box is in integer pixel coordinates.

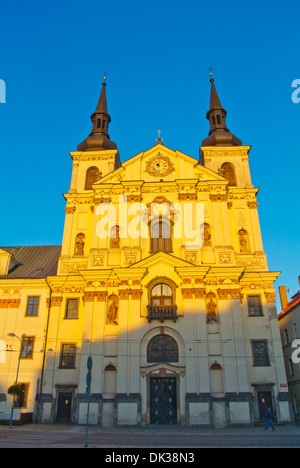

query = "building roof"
[
  {"left": 0, "top": 245, "right": 61, "bottom": 279},
  {"left": 278, "top": 292, "right": 300, "bottom": 320}
]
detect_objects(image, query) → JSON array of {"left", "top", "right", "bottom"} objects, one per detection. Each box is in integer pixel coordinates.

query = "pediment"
[
  {"left": 128, "top": 251, "right": 195, "bottom": 269},
  {"left": 94, "top": 143, "right": 228, "bottom": 185}
]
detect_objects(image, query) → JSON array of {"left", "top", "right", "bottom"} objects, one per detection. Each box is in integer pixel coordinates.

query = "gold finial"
[{"left": 208, "top": 67, "right": 214, "bottom": 81}]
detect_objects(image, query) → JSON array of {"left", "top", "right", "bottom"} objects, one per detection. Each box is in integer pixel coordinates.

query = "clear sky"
[{"left": 0, "top": 0, "right": 299, "bottom": 309}]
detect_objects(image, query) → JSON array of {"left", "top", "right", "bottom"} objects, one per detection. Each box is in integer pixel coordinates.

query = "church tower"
[{"left": 58, "top": 77, "right": 121, "bottom": 268}]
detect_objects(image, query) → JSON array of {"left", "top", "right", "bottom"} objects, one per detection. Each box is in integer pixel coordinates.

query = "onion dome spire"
[
  {"left": 77, "top": 76, "right": 117, "bottom": 151},
  {"left": 202, "top": 73, "right": 242, "bottom": 146}
]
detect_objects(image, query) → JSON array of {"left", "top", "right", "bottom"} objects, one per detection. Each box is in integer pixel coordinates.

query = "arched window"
[
  {"left": 151, "top": 220, "right": 172, "bottom": 253},
  {"left": 147, "top": 335, "right": 179, "bottom": 363},
  {"left": 85, "top": 167, "right": 100, "bottom": 190},
  {"left": 209, "top": 362, "right": 224, "bottom": 394},
  {"left": 150, "top": 283, "right": 173, "bottom": 307},
  {"left": 74, "top": 233, "right": 85, "bottom": 256},
  {"left": 221, "top": 162, "right": 237, "bottom": 186},
  {"left": 103, "top": 365, "right": 117, "bottom": 395}
]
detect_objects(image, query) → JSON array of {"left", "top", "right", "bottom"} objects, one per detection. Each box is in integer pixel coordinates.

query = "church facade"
[{"left": 0, "top": 75, "right": 293, "bottom": 427}]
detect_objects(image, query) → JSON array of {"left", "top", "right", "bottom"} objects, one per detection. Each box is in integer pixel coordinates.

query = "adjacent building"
[
  {"left": 0, "top": 75, "right": 293, "bottom": 427},
  {"left": 278, "top": 279, "right": 300, "bottom": 424}
]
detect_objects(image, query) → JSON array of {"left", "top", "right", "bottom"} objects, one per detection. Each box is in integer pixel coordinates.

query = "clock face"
[
  {"left": 152, "top": 158, "right": 169, "bottom": 174},
  {"left": 146, "top": 153, "right": 175, "bottom": 177}
]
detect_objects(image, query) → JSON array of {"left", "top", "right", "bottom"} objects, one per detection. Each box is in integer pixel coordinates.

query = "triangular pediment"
[
  {"left": 94, "top": 143, "right": 228, "bottom": 185},
  {"left": 128, "top": 251, "right": 195, "bottom": 269}
]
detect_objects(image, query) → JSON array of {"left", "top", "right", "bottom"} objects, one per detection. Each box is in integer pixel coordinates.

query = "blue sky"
[{"left": 0, "top": 0, "right": 299, "bottom": 308}]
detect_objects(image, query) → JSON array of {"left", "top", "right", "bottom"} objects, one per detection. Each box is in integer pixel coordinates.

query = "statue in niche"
[
  {"left": 201, "top": 223, "right": 211, "bottom": 246},
  {"left": 74, "top": 233, "right": 85, "bottom": 256},
  {"left": 107, "top": 294, "right": 119, "bottom": 325},
  {"left": 238, "top": 228, "right": 249, "bottom": 252},
  {"left": 110, "top": 225, "right": 120, "bottom": 248},
  {"left": 206, "top": 294, "right": 218, "bottom": 323}
]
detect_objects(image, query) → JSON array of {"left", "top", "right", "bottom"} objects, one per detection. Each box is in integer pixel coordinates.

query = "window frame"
[
  {"left": 25, "top": 296, "right": 40, "bottom": 317},
  {"left": 247, "top": 295, "right": 263, "bottom": 317},
  {"left": 65, "top": 298, "right": 79, "bottom": 320},
  {"left": 150, "top": 218, "right": 173, "bottom": 254},
  {"left": 147, "top": 334, "right": 179, "bottom": 363},
  {"left": 150, "top": 282, "right": 174, "bottom": 307},
  {"left": 85, "top": 166, "right": 100, "bottom": 190},
  {"left": 251, "top": 339, "right": 270, "bottom": 367},
  {"left": 20, "top": 336, "right": 35, "bottom": 359},
  {"left": 59, "top": 343, "right": 77, "bottom": 369}
]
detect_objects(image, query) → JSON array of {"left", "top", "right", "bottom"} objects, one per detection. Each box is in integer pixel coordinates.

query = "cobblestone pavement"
[{"left": 0, "top": 424, "right": 299, "bottom": 449}]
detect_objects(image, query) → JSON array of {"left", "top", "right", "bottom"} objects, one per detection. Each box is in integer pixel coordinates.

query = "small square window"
[
  {"left": 247, "top": 295, "right": 263, "bottom": 316},
  {"left": 26, "top": 297, "right": 39, "bottom": 316},
  {"left": 66, "top": 299, "right": 79, "bottom": 319}
]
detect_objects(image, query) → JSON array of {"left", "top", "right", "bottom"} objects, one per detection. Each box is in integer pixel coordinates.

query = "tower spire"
[
  {"left": 202, "top": 73, "right": 242, "bottom": 147},
  {"left": 77, "top": 76, "right": 117, "bottom": 151}
]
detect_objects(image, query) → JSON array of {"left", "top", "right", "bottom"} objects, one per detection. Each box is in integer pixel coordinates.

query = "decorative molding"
[
  {"left": 60, "top": 262, "right": 88, "bottom": 273},
  {"left": 181, "top": 288, "right": 205, "bottom": 299},
  {"left": 145, "top": 152, "right": 175, "bottom": 177},
  {"left": 209, "top": 194, "right": 228, "bottom": 202},
  {"left": 118, "top": 289, "right": 143, "bottom": 300},
  {"left": 0, "top": 299, "right": 21, "bottom": 308},
  {"left": 178, "top": 193, "right": 197, "bottom": 201},
  {"left": 92, "top": 255, "right": 104, "bottom": 267},
  {"left": 217, "top": 288, "right": 240, "bottom": 300},
  {"left": 264, "top": 292, "right": 277, "bottom": 303},
  {"left": 64, "top": 206, "right": 76, "bottom": 214},
  {"left": 46, "top": 296, "right": 63, "bottom": 307},
  {"left": 218, "top": 252, "right": 233, "bottom": 264},
  {"left": 236, "top": 257, "right": 265, "bottom": 269},
  {"left": 84, "top": 291, "right": 108, "bottom": 302},
  {"left": 247, "top": 201, "right": 259, "bottom": 209}
]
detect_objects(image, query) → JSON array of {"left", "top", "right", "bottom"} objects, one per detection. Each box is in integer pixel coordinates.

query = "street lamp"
[{"left": 7, "top": 333, "right": 26, "bottom": 429}]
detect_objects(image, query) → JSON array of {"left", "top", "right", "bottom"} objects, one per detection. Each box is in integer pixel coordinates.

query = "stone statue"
[
  {"left": 206, "top": 297, "right": 218, "bottom": 323},
  {"left": 107, "top": 296, "right": 119, "bottom": 324}
]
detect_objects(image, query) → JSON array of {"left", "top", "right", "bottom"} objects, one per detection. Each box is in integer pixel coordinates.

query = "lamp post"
[{"left": 7, "top": 333, "right": 26, "bottom": 429}]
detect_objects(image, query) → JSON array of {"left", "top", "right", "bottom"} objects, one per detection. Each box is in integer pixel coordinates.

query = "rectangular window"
[
  {"left": 247, "top": 295, "right": 263, "bottom": 316},
  {"left": 60, "top": 344, "right": 76, "bottom": 369},
  {"left": 66, "top": 299, "right": 79, "bottom": 319},
  {"left": 26, "top": 297, "right": 39, "bottom": 316},
  {"left": 21, "top": 337, "right": 34, "bottom": 359},
  {"left": 252, "top": 340, "right": 270, "bottom": 366}
]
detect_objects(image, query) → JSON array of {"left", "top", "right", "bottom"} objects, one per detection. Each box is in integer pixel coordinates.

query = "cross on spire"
[{"left": 156, "top": 129, "right": 163, "bottom": 144}]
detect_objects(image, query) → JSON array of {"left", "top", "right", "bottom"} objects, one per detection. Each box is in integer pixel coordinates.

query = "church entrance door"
[{"left": 150, "top": 377, "right": 177, "bottom": 424}]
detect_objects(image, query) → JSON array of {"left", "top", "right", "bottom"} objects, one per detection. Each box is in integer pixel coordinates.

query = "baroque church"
[{"left": 0, "top": 75, "right": 293, "bottom": 427}]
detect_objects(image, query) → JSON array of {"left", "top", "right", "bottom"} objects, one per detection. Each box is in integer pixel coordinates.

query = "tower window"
[
  {"left": 97, "top": 119, "right": 101, "bottom": 128},
  {"left": 221, "top": 162, "right": 237, "bottom": 186},
  {"left": 85, "top": 167, "right": 100, "bottom": 190}
]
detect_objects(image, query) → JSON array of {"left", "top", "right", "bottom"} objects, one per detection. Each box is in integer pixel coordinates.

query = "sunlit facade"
[{"left": 0, "top": 76, "right": 293, "bottom": 426}]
